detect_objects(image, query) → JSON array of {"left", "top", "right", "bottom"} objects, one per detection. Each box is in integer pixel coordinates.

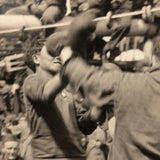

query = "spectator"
[
  {"left": 8, "top": 115, "right": 32, "bottom": 160},
  {"left": 5, "top": 0, "right": 67, "bottom": 25},
  {"left": 70, "top": 0, "right": 109, "bottom": 17},
  {"left": 0, "top": 135, "right": 22, "bottom": 160}
]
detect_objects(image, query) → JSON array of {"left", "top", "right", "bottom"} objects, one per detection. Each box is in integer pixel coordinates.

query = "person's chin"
[
  {"left": 51, "top": 66, "right": 61, "bottom": 73},
  {"left": 55, "top": 64, "right": 62, "bottom": 70}
]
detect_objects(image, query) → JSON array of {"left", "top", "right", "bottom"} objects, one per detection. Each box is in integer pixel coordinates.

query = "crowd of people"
[{"left": 0, "top": 0, "right": 160, "bottom": 160}]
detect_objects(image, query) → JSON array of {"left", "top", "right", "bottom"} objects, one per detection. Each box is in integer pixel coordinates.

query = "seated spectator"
[
  {"left": 5, "top": 0, "right": 67, "bottom": 25},
  {"left": 0, "top": 0, "right": 25, "bottom": 14},
  {"left": 8, "top": 115, "right": 32, "bottom": 160},
  {"left": 70, "top": 0, "right": 109, "bottom": 17},
  {"left": 0, "top": 135, "right": 22, "bottom": 160}
]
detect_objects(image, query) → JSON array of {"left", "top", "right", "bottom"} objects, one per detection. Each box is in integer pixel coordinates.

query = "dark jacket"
[{"left": 64, "top": 57, "right": 160, "bottom": 160}]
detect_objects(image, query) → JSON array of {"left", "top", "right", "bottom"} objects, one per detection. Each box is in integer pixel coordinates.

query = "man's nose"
[
  {"left": 55, "top": 56, "right": 61, "bottom": 61},
  {"left": 11, "top": 147, "right": 17, "bottom": 154},
  {"left": 10, "top": 148, "right": 15, "bottom": 154}
]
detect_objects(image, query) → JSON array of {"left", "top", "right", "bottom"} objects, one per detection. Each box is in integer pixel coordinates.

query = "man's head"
[
  {"left": 1, "top": 135, "right": 20, "bottom": 160},
  {"left": 24, "top": 36, "right": 45, "bottom": 72},
  {"left": 34, "top": 45, "right": 62, "bottom": 74},
  {"left": 25, "top": 31, "right": 68, "bottom": 74}
]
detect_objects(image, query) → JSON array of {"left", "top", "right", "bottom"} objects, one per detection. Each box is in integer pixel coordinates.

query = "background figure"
[
  {"left": 86, "top": 126, "right": 109, "bottom": 160},
  {"left": 70, "top": 0, "right": 110, "bottom": 17},
  {"left": 5, "top": 0, "right": 67, "bottom": 32},
  {"left": 102, "top": 0, "right": 155, "bottom": 55},
  {"left": 0, "top": 135, "right": 22, "bottom": 160},
  {"left": 7, "top": 115, "right": 32, "bottom": 160}
]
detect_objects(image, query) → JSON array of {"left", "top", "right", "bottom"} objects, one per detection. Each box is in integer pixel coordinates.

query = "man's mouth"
[{"left": 54, "top": 61, "right": 62, "bottom": 64}]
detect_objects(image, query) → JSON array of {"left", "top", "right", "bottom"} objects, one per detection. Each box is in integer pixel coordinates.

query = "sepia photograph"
[{"left": 0, "top": 0, "right": 160, "bottom": 160}]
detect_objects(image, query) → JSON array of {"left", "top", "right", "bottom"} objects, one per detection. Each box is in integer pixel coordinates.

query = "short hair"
[
  {"left": 1, "top": 135, "right": 19, "bottom": 146},
  {"left": 24, "top": 35, "right": 45, "bottom": 72},
  {"left": 24, "top": 31, "right": 68, "bottom": 72}
]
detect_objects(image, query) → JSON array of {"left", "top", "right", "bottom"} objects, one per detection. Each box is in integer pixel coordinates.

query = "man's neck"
[{"left": 36, "top": 67, "right": 55, "bottom": 79}]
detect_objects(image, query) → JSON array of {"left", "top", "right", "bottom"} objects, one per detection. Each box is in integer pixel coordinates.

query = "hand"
[
  {"left": 41, "top": 6, "right": 62, "bottom": 24},
  {"left": 19, "top": 26, "right": 27, "bottom": 41},
  {"left": 142, "top": 5, "right": 154, "bottom": 23},
  {"left": 60, "top": 46, "right": 73, "bottom": 65},
  {"left": 78, "top": 2, "right": 90, "bottom": 12},
  {"left": 105, "top": 11, "right": 112, "bottom": 28},
  {"left": 29, "top": 4, "right": 40, "bottom": 15},
  {"left": 38, "top": 1, "right": 48, "bottom": 13},
  {"left": 29, "top": 2, "right": 47, "bottom": 17},
  {"left": 4, "top": 54, "right": 26, "bottom": 72},
  {"left": 11, "top": 83, "right": 20, "bottom": 94}
]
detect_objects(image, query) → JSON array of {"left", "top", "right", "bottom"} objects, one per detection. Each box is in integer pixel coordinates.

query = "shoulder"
[
  {"left": 23, "top": 74, "right": 43, "bottom": 93},
  {"left": 24, "top": 73, "right": 37, "bottom": 82},
  {"left": 121, "top": 71, "right": 148, "bottom": 82},
  {"left": 118, "top": 71, "right": 149, "bottom": 93},
  {"left": 23, "top": 74, "right": 42, "bottom": 86}
]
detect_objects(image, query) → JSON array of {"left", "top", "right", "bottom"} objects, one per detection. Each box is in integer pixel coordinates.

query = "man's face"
[
  {"left": 2, "top": 141, "right": 19, "bottom": 160},
  {"left": 39, "top": 46, "right": 62, "bottom": 74},
  {"left": 110, "top": 0, "right": 124, "bottom": 9}
]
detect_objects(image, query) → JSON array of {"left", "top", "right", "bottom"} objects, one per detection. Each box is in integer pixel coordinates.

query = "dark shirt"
[
  {"left": 64, "top": 57, "right": 160, "bottom": 160},
  {"left": 23, "top": 72, "right": 96, "bottom": 159}
]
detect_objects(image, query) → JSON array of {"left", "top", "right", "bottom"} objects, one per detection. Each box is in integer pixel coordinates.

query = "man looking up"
[{"left": 23, "top": 32, "right": 97, "bottom": 160}]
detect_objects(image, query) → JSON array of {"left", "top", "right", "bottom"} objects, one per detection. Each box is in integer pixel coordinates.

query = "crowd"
[{"left": 0, "top": 0, "right": 160, "bottom": 160}]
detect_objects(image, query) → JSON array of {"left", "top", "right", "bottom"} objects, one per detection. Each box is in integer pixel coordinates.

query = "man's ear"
[{"left": 32, "top": 54, "right": 40, "bottom": 65}]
